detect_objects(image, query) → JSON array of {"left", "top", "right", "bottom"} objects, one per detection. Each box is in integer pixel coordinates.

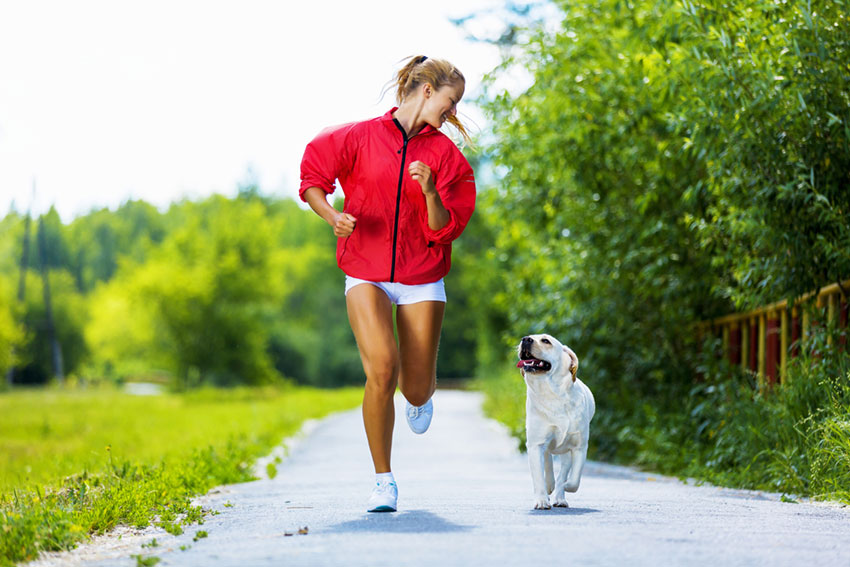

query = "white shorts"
[{"left": 344, "top": 276, "right": 446, "bottom": 305}]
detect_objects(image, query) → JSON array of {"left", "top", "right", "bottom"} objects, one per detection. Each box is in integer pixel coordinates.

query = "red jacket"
[{"left": 299, "top": 108, "right": 476, "bottom": 285}]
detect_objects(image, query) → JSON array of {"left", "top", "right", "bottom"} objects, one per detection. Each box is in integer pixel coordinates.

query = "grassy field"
[{"left": 0, "top": 384, "right": 363, "bottom": 566}]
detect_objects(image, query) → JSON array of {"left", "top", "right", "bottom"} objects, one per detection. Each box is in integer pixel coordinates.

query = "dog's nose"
[{"left": 521, "top": 336, "right": 533, "bottom": 347}]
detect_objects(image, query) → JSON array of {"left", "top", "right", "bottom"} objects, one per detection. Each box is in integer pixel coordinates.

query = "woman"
[{"left": 299, "top": 55, "right": 476, "bottom": 513}]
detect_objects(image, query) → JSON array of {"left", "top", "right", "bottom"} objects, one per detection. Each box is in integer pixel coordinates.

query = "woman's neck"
[{"left": 392, "top": 97, "right": 427, "bottom": 138}]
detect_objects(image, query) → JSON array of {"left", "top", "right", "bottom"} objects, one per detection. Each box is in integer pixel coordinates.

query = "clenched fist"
[
  {"left": 408, "top": 160, "right": 436, "bottom": 196},
  {"left": 332, "top": 212, "right": 357, "bottom": 237}
]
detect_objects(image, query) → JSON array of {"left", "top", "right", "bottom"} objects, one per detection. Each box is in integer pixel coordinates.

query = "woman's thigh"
[
  {"left": 346, "top": 283, "right": 398, "bottom": 384},
  {"left": 396, "top": 300, "right": 445, "bottom": 397}
]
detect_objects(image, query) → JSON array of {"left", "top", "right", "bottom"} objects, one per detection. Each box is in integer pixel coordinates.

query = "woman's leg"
[
  {"left": 346, "top": 284, "right": 398, "bottom": 474},
  {"left": 396, "top": 301, "right": 445, "bottom": 407}
]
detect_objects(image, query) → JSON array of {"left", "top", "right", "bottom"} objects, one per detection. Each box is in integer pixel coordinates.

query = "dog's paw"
[
  {"left": 533, "top": 498, "right": 551, "bottom": 510},
  {"left": 552, "top": 498, "right": 569, "bottom": 508}
]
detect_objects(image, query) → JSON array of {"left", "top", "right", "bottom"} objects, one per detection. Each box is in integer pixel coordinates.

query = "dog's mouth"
[{"left": 517, "top": 350, "right": 552, "bottom": 372}]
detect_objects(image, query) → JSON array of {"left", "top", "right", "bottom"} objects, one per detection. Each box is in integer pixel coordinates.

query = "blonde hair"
[{"left": 392, "top": 55, "right": 472, "bottom": 145}]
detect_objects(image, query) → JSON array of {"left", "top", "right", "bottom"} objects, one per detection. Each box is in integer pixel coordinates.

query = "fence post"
[
  {"left": 741, "top": 319, "right": 749, "bottom": 370},
  {"left": 728, "top": 322, "right": 741, "bottom": 365},
  {"left": 765, "top": 310, "right": 779, "bottom": 386},
  {"left": 827, "top": 292, "right": 837, "bottom": 346},
  {"left": 791, "top": 306, "right": 800, "bottom": 362},
  {"left": 780, "top": 308, "right": 789, "bottom": 383},
  {"left": 758, "top": 312, "right": 767, "bottom": 386},
  {"left": 802, "top": 309, "right": 810, "bottom": 346},
  {"left": 749, "top": 316, "right": 759, "bottom": 373}
]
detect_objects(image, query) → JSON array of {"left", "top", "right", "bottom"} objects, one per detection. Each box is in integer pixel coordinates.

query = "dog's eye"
[{"left": 541, "top": 338, "right": 551, "bottom": 344}]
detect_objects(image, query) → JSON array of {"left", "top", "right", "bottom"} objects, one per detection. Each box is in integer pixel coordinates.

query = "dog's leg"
[
  {"left": 544, "top": 450, "right": 555, "bottom": 495},
  {"left": 527, "top": 444, "right": 551, "bottom": 510},
  {"left": 565, "top": 446, "right": 588, "bottom": 493},
  {"left": 551, "top": 452, "right": 572, "bottom": 507}
]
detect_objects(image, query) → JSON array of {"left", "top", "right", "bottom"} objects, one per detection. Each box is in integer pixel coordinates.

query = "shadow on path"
[
  {"left": 527, "top": 507, "right": 600, "bottom": 517},
  {"left": 326, "top": 510, "right": 473, "bottom": 534}
]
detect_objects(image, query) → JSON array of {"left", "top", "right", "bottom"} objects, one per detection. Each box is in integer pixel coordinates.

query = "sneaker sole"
[{"left": 367, "top": 505, "right": 396, "bottom": 513}]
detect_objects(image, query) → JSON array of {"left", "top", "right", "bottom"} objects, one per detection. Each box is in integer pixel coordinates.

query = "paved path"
[{"left": 37, "top": 390, "right": 850, "bottom": 566}]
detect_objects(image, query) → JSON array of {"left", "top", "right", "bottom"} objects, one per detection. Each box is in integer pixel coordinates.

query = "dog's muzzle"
[{"left": 517, "top": 337, "right": 552, "bottom": 372}]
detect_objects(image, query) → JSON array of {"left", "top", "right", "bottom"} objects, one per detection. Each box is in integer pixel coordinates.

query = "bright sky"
[{"left": 0, "top": 0, "right": 509, "bottom": 222}]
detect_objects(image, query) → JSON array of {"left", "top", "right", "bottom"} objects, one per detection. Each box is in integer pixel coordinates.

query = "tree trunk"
[
  {"left": 6, "top": 213, "right": 31, "bottom": 387},
  {"left": 38, "top": 216, "right": 64, "bottom": 384}
]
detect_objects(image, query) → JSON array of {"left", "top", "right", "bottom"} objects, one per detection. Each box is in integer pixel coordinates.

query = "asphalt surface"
[{"left": 30, "top": 390, "right": 850, "bottom": 567}]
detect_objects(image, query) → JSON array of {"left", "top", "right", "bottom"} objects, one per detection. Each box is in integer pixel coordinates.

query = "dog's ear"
[{"left": 563, "top": 345, "right": 578, "bottom": 382}]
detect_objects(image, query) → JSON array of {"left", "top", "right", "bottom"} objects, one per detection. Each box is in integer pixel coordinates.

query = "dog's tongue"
[{"left": 517, "top": 359, "right": 534, "bottom": 368}]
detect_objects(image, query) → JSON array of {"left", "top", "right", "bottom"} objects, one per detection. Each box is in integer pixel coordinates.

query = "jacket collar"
[{"left": 381, "top": 107, "right": 438, "bottom": 137}]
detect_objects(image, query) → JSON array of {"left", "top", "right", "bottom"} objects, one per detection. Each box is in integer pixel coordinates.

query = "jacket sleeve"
[
  {"left": 299, "top": 122, "right": 357, "bottom": 201},
  {"left": 422, "top": 149, "right": 476, "bottom": 245}
]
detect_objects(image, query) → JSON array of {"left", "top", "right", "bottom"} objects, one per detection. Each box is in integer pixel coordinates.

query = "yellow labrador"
[{"left": 517, "top": 334, "right": 595, "bottom": 509}]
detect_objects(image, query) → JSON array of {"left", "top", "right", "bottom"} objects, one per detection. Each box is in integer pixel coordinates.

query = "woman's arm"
[
  {"left": 408, "top": 161, "right": 449, "bottom": 231},
  {"left": 303, "top": 186, "right": 357, "bottom": 237}
]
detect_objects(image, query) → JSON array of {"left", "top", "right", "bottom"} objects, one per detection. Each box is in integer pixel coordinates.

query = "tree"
[{"left": 673, "top": 0, "right": 850, "bottom": 307}]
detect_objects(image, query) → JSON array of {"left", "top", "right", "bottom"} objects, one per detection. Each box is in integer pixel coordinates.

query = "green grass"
[
  {"left": 473, "top": 371, "right": 527, "bottom": 453},
  {"left": 0, "top": 384, "right": 362, "bottom": 566}
]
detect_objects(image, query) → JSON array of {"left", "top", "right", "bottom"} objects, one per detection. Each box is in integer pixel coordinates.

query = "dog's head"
[{"left": 516, "top": 334, "right": 578, "bottom": 382}]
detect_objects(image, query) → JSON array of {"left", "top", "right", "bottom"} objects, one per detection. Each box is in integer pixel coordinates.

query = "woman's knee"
[
  {"left": 399, "top": 372, "right": 435, "bottom": 406},
  {"left": 363, "top": 358, "right": 399, "bottom": 396}
]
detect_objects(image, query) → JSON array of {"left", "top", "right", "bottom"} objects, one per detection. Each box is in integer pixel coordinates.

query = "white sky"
[{"left": 0, "top": 0, "right": 510, "bottom": 222}]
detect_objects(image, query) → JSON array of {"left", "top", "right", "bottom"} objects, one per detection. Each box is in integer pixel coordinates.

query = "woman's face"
[{"left": 422, "top": 82, "right": 464, "bottom": 129}]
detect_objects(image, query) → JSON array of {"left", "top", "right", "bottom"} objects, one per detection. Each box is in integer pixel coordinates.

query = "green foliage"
[
  {"left": 474, "top": 369, "right": 527, "bottom": 452},
  {"left": 650, "top": 325, "right": 849, "bottom": 501},
  {"left": 66, "top": 200, "right": 166, "bottom": 292},
  {"left": 128, "top": 197, "right": 283, "bottom": 387},
  {"left": 469, "top": 0, "right": 849, "bottom": 501},
  {"left": 0, "top": 278, "right": 23, "bottom": 380},
  {"left": 17, "top": 271, "right": 88, "bottom": 382},
  {"left": 479, "top": 0, "right": 726, "bottom": 406},
  {"left": 0, "top": 385, "right": 362, "bottom": 566},
  {"left": 476, "top": 0, "right": 849, "bottom": 378},
  {"left": 441, "top": 187, "right": 509, "bottom": 377},
  {"left": 0, "top": 192, "right": 374, "bottom": 388},
  {"left": 674, "top": 0, "right": 850, "bottom": 307}
]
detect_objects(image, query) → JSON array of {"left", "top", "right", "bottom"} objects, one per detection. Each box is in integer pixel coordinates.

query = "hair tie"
[{"left": 418, "top": 56, "right": 428, "bottom": 64}]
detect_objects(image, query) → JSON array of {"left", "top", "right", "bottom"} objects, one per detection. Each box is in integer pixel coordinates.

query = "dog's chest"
[
  {"left": 540, "top": 419, "right": 583, "bottom": 452},
  {"left": 527, "top": 394, "right": 587, "bottom": 452}
]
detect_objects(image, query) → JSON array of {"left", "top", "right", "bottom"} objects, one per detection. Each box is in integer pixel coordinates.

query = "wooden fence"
[{"left": 701, "top": 279, "right": 849, "bottom": 386}]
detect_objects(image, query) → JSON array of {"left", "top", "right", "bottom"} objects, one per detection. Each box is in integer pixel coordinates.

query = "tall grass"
[{"left": 0, "top": 384, "right": 362, "bottom": 566}]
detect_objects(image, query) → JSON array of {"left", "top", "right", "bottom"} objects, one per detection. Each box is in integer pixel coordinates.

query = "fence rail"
[{"left": 701, "top": 279, "right": 849, "bottom": 385}]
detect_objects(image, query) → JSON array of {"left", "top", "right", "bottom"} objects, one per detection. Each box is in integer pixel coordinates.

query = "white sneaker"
[
  {"left": 406, "top": 398, "right": 433, "bottom": 434},
  {"left": 367, "top": 480, "right": 398, "bottom": 513}
]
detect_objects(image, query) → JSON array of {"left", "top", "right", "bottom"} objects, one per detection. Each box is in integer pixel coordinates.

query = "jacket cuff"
[
  {"left": 423, "top": 211, "right": 460, "bottom": 245},
  {"left": 298, "top": 178, "right": 335, "bottom": 202}
]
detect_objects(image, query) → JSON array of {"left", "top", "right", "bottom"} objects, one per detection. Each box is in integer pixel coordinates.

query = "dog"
[{"left": 517, "top": 334, "right": 595, "bottom": 510}]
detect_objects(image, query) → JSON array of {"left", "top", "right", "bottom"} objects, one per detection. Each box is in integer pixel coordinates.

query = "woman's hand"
[
  {"left": 408, "top": 161, "right": 450, "bottom": 231},
  {"left": 332, "top": 212, "right": 357, "bottom": 238},
  {"left": 408, "top": 160, "right": 436, "bottom": 196},
  {"left": 302, "top": 187, "right": 357, "bottom": 238}
]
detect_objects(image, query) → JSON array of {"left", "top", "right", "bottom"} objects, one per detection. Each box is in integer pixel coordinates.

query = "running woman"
[{"left": 299, "top": 55, "right": 476, "bottom": 513}]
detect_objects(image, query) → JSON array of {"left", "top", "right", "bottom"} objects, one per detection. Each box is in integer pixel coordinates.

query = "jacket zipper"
[{"left": 390, "top": 118, "right": 409, "bottom": 283}]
